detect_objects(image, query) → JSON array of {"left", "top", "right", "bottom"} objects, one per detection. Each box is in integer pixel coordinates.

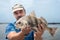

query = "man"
[{"left": 5, "top": 4, "right": 45, "bottom": 40}]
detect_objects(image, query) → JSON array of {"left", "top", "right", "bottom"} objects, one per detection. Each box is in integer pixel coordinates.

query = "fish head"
[{"left": 15, "top": 16, "right": 29, "bottom": 29}]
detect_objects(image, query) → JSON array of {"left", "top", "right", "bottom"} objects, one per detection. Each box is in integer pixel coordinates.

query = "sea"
[{"left": 0, "top": 23, "right": 60, "bottom": 40}]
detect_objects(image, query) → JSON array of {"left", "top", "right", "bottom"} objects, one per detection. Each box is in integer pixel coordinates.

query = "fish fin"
[
  {"left": 29, "top": 11, "right": 36, "bottom": 17},
  {"left": 49, "top": 27, "right": 57, "bottom": 36},
  {"left": 40, "top": 17, "right": 48, "bottom": 26}
]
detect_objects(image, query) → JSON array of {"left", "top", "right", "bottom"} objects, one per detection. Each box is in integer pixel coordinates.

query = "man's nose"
[{"left": 17, "top": 13, "right": 22, "bottom": 16}]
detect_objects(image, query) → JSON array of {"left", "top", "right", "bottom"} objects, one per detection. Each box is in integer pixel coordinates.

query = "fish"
[{"left": 15, "top": 11, "right": 57, "bottom": 36}]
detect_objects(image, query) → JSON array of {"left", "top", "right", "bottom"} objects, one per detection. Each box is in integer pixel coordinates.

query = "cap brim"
[{"left": 12, "top": 8, "right": 24, "bottom": 12}]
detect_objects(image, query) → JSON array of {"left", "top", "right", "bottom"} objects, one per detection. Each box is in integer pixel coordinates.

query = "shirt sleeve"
[{"left": 5, "top": 23, "right": 15, "bottom": 39}]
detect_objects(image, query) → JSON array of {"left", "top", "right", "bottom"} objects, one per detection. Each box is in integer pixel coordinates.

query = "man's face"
[{"left": 13, "top": 10, "right": 26, "bottom": 20}]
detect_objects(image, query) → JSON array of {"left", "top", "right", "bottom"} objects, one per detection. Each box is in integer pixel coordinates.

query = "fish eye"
[{"left": 18, "top": 22, "right": 21, "bottom": 24}]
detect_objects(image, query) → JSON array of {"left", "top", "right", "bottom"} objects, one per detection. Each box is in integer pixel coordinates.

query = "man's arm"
[
  {"left": 7, "top": 26, "right": 31, "bottom": 40},
  {"left": 7, "top": 31, "right": 25, "bottom": 40}
]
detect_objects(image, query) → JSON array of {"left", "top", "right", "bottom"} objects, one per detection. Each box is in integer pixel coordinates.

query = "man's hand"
[
  {"left": 21, "top": 25, "right": 31, "bottom": 35},
  {"left": 34, "top": 24, "right": 45, "bottom": 40}
]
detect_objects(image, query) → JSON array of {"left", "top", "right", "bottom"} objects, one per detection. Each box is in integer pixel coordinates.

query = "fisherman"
[{"left": 5, "top": 4, "right": 45, "bottom": 40}]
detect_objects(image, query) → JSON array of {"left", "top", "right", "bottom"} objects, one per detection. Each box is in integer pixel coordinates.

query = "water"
[{"left": 0, "top": 24, "right": 60, "bottom": 40}]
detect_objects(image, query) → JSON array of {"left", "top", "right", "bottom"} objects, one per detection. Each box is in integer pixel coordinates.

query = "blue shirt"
[{"left": 5, "top": 22, "right": 34, "bottom": 40}]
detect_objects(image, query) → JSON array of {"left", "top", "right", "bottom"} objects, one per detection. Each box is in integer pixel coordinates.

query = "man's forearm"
[
  {"left": 8, "top": 31, "right": 25, "bottom": 40},
  {"left": 34, "top": 37, "right": 42, "bottom": 40}
]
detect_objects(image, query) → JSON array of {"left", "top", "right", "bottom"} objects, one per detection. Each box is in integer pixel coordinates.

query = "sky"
[{"left": 0, "top": 0, "right": 60, "bottom": 23}]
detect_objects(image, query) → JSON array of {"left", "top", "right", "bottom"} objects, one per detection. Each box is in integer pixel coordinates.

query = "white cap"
[{"left": 12, "top": 4, "right": 24, "bottom": 12}]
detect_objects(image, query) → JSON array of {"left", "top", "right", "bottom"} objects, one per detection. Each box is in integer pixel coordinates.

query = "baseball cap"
[{"left": 12, "top": 4, "right": 24, "bottom": 12}]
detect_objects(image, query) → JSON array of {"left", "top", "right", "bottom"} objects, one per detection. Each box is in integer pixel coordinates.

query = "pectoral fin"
[{"left": 48, "top": 27, "right": 57, "bottom": 36}]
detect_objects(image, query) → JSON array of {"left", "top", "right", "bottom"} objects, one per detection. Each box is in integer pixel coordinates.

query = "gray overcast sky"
[{"left": 0, "top": 0, "right": 60, "bottom": 23}]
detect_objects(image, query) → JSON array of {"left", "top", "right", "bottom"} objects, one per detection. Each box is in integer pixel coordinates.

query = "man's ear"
[{"left": 29, "top": 11, "right": 36, "bottom": 17}]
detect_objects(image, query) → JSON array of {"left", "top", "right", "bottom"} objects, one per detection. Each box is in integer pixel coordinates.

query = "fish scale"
[{"left": 15, "top": 11, "right": 57, "bottom": 36}]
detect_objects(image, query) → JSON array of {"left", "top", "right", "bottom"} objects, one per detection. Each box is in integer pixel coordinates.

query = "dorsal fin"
[
  {"left": 40, "top": 17, "right": 48, "bottom": 26},
  {"left": 29, "top": 11, "right": 36, "bottom": 17}
]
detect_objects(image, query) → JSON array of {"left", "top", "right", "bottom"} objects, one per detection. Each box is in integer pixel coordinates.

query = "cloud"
[
  {"left": 10, "top": 0, "right": 34, "bottom": 9},
  {"left": 0, "top": 0, "right": 60, "bottom": 23}
]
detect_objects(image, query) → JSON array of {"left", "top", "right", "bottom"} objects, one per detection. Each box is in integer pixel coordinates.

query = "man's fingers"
[
  {"left": 34, "top": 32, "right": 39, "bottom": 37},
  {"left": 34, "top": 24, "right": 45, "bottom": 38},
  {"left": 37, "top": 24, "right": 45, "bottom": 33},
  {"left": 38, "top": 24, "right": 41, "bottom": 31},
  {"left": 34, "top": 32, "right": 37, "bottom": 37},
  {"left": 41, "top": 24, "right": 45, "bottom": 30}
]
